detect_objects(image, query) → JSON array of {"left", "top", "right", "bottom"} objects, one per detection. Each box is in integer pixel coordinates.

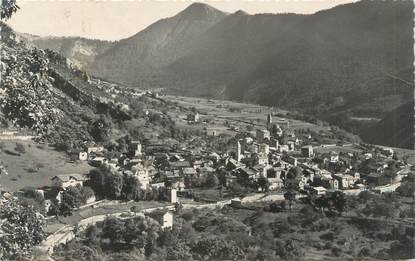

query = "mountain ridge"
[{"left": 25, "top": 1, "right": 414, "bottom": 149}]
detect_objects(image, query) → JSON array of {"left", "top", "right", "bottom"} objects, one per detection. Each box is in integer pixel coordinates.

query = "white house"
[
  {"left": 51, "top": 174, "right": 88, "bottom": 188},
  {"left": 310, "top": 186, "right": 327, "bottom": 195},
  {"left": 147, "top": 210, "right": 174, "bottom": 229},
  {"left": 79, "top": 152, "right": 88, "bottom": 161},
  {"left": 87, "top": 146, "right": 105, "bottom": 154}
]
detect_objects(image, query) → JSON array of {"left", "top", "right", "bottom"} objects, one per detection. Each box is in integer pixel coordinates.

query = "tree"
[
  {"left": 329, "top": 191, "right": 347, "bottom": 215},
  {"left": 14, "top": 142, "right": 26, "bottom": 154},
  {"left": 89, "top": 115, "right": 111, "bottom": 142},
  {"left": 88, "top": 168, "right": 108, "bottom": 197},
  {"left": 107, "top": 174, "right": 124, "bottom": 199},
  {"left": 256, "top": 176, "right": 270, "bottom": 192},
  {"left": 396, "top": 181, "right": 415, "bottom": 197},
  {"left": 59, "top": 186, "right": 82, "bottom": 216},
  {"left": 122, "top": 174, "right": 143, "bottom": 201},
  {"left": 284, "top": 190, "right": 296, "bottom": 211},
  {"left": 79, "top": 186, "right": 95, "bottom": 204},
  {"left": 0, "top": 198, "right": 45, "bottom": 260},
  {"left": 275, "top": 239, "right": 304, "bottom": 260},
  {"left": 0, "top": 0, "right": 19, "bottom": 20},
  {"left": 192, "top": 237, "right": 245, "bottom": 261},
  {"left": 84, "top": 225, "right": 100, "bottom": 246},
  {"left": 204, "top": 174, "right": 219, "bottom": 188},
  {"left": 101, "top": 217, "right": 125, "bottom": 245}
]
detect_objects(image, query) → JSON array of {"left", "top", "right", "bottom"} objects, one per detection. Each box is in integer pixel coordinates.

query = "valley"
[
  {"left": 1, "top": 1, "right": 414, "bottom": 260},
  {"left": 23, "top": 0, "right": 414, "bottom": 149}
]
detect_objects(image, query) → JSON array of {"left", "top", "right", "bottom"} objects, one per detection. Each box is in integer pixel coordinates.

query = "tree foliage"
[
  {"left": 0, "top": 198, "right": 45, "bottom": 260},
  {"left": 0, "top": 0, "right": 19, "bottom": 20}
]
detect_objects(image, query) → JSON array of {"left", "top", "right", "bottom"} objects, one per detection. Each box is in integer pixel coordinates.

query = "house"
[
  {"left": 267, "top": 167, "right": 284, "bottom": 179},
  {"left": 329, "top": 151, "right": 339, "bottom": 163},
  {"left": 205, "top": 127, "right": 227, "bottom": 136},
  {"left": 278, "top": 145, "right": 289, "bottom": 153},
  {"left": 169, "top": 161, "right": 191, "bottom": 170},
  {"left": 169, "top": 154, "right": 185, "bottom": 162},
  {"left": 285, "top": 156, "right": 298, "bottom": 167},
  {"left": 303, "top": 169, "right": 315, "bottom": 183},
  {"left": 274, "top": 125, "right": 283, "bottom": 137},
  {"left": 275, "top": 119, "right": 290, "bottom": 129},
  {"left": 44, "top": 199, "right": 52, "bottom": 213},
  {"left": 231, "top": 198, "right": 242, "bottom": 208},
  {"left": 199, "top": 166, "right": 215, "bottom": 177},
  {"left": 253, "top": 164, "right": 269, "bottom": 177},
  {"left": 313, "top": 175, "right": 339, "bottom": 190},
  {"left": 90, "top": 157, "right": 107, "bottom": 166},
  {"left": 301, "top": 146, "right": 314, "bottom": 158},
  {"left": 310, "top": 186, "right": 327, "bottom": 195},
  {"left": 51, "top": 174, "right": 88, "bottom": 188},
  {"left": 381, "top": 148, "right": 394, "bottom": 158},
  {"left": 287, "top": 141, "right": 295, "bottom": 151},
  {"left": 256, "top": 153, "right": 269, "bottom": 165},
  {"left": 131, "top": 164, "right": 150, "bottom": 189},
  {"left": 151, "top": 182, "right": 166, "bottom": 189},
  {"left": 333, "top": 173, "right": 359, "bottom": 189},
  {"left": 85, "top": 194, "right": 96, "bottom": 204},
  {"left": 226, "top": 158, "right": 245, "bottom": 170},
  {"left": 187, "top": 112, "right": 200, "bottom": 123},
  {"left": 208, "top": 152, "right": 221, "bottom": 162},
  {"left": 364, "top": 153, "right": 373, "bottom": 160},
  {"left": 87, "top": 146, "right": 105, "bottom": 154},
  {"left": 192, "top": 159, "right": 204, "bottom": 169},
  {"left": 256, "top": 129, "right": 270, "bottom": 143},
  {"left": 365, "top": 173, "right": 391, "bottom": 187},
  {"left": 239, "top": 167, "right": 259, "bottom": 180},
  {"left": 268, "top": 178, "right": 284, "bottom": 190},
  {"left": 79, "top": 152, "right": 88, "bottom": 161},
  {"left": 242, "top": 137, "right": 254, "bottom": 149},
  {"left": 146, "top": 210, "right": 173, "bottom": 229},
  {"left": 131, "top": 141, "right": 142, "bottom": 157},
  {"left": 43, "top": 186, "right": 64, "bottom": 204},
  {"left": 167, "top": 189, "right": 177, "bottom": 203},
  {"left": 258, "top": 143, "right": 270, "bottom": 155}
]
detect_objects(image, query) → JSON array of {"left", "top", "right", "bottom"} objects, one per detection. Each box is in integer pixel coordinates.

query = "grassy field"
[
  {"left": 45, "top": 200, "right": 169, "bottom": 234},
  {"left": 0, "top": 140, "right": 92, "bottom": 192},
  {"left": 167, "top": 95, "right": 330, "bottom": 133}
]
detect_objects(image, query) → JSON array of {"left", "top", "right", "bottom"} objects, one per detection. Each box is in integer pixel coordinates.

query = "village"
[
  {"left": 5, "top": 102, "right": 409, "bottom": 225},
  {"left": 1, "top": 80, "right": 414, "bottom": 260}
]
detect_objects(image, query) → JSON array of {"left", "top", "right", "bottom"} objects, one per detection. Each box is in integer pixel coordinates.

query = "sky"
[{"left": 7, "top": 0, "right": 355, "bottom": 41}]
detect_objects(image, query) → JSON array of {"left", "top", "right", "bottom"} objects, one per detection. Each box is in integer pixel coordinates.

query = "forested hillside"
[{"left": 0, "top": 22, "right": 129, "bottom": 152}]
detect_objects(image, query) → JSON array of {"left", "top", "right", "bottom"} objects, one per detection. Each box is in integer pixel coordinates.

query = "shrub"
[{"left": 14, "top": 142, "right": 26, "bottom": 154}]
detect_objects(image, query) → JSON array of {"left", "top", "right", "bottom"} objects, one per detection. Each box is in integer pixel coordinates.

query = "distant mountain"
[
  {"left": 89, "top": 2, "right": 227, "bottom": 85},
  {"left": 36, "top": 0, "right": 412, "bottom": 149},
  {"left": 22, "top": 34, "right": 113, "bottom": 69}
]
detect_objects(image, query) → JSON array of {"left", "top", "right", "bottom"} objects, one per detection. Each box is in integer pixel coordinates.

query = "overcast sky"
[{"left": 7, "top": 0, "right": 355, "bottom": 41}]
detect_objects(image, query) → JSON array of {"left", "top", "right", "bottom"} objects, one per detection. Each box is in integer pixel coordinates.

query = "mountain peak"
[
  {"left": 234, "top": 10, "right": 248, "bottom": 16},
  {"left": 179, "top": 2, "right": 226, "bottom": 20}
]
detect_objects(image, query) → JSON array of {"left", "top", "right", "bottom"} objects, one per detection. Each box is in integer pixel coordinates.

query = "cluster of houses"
[
  {"left": 75, "top": 112, "right": 410, "bottom": 203},
  {"left": 18, "top": 110, "right": 407, "bottom": 220},
  {"left": 218, "top": 113, "right": 409, "bottom": 196}
]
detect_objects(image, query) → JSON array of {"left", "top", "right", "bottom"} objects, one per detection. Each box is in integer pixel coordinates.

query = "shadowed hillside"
[{"left": 28, "top": 0, "right": 414, "bottom": 148}]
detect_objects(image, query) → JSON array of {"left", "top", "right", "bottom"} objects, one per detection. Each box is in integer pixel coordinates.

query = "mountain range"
[{"left": 23, "top": 0, "right": 414, "bottom": 149}]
